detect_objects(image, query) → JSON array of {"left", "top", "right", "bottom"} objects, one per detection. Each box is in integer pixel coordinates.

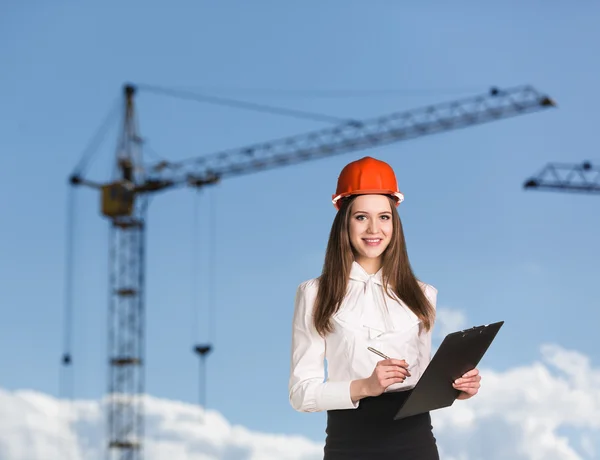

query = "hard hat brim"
[{"left": 332, "top": 190, "right": 404, "bottom": 210}]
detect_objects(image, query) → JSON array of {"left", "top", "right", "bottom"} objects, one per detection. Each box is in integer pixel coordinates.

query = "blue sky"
[{"left": 1, "top": 0, "right": 599, "bottom": 450}]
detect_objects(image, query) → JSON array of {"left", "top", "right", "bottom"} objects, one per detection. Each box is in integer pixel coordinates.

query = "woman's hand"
[
  {"left": 453, "top": 368, "right": 481, "bottom": 400},
  {"left": 351, "top": 359, "right": 411, "bottom": 402},
  {"left": 366, "top": 359, "right": 411, "bottom": 397}
]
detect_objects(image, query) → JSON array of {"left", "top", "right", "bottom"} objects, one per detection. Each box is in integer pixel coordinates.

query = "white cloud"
[
  {"left": 434, "top": 307, "right": 468, "bottom": 339},
  {"left": 0, "top": 389, "right": 322, "bottom": 460},
  {"left": 433, "top": 344, "right": 600, "bottom": 460},
  {"left": 0, "top": 344, "right": 599, "bottom": 460}
]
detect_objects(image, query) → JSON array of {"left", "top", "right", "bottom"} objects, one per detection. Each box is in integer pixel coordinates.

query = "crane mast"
[
  {"left": 70, "top": 84, "right": 147, "bottom": 459},
  {"left": 68, "top": 83, "right": 556, "bottom": 460},
  {"left": 106, "top": 85, "right": 146, "bottom": 459}
]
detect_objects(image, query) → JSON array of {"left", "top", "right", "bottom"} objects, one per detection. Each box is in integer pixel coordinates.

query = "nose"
[{"left": 367, "top": 218, "right": 379, "bottom": 234}]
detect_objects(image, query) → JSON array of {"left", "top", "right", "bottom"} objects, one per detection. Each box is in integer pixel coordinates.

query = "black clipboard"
[{"left": 393, "top": 321, "right": 504, "bottom": 420}]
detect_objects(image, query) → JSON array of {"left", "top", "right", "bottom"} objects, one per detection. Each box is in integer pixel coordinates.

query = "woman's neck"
[{"left": 355, "top": 257, "right": 381, "bottom": 275}]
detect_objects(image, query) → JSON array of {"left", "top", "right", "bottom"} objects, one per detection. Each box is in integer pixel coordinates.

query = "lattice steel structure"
[
  {"left": 523, "top": 161, "right": 600, "bottom": 194},
  {"left": 106, "top": 85, "right": 146, "bottom": 460},
  {"left": 149, "top": 85, "right": 556, "bottom": 188}
]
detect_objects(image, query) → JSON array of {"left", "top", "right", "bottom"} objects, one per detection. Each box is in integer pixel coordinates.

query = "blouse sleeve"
[
  {"left": 417, "top": 283, "right": 438, "bottom": 368},
  {"left": 288, "top": 281, "right": 359, "bottom": 412}
]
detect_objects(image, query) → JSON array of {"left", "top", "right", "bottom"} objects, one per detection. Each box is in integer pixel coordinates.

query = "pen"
[{"left": 367, "top": 346, "right": 391, "bottom": 360}]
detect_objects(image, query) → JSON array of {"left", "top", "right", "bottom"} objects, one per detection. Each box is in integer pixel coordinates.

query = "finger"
[
  {"left": 381, "top": 358, "right": 409, "bottom": 368},
  {"left": 382, "top": 369, "right": 411, "bottom": 379},
  {"left": 454, "top": 379, "right": 480, "bottom": 386},
  {"left": 454, "top": 381, "right": 478, "bottom": 388},
  {"left": 454, "top": 375, "right": 481, "bottom": 385},
  {"left": 382, "top": 370, "right": 410, "bottom": 381},
  {"left": 378, "top": 362, "right": 408, "bottom": 369},
  {"left": 454, "top": 382, "right": 478, "bottom": 390},
  {"left": 453, "top": 383, "right": 480, "bottom": 390},
  {"left": 392, "top": 369, "right": 411, "bottom": 378},
  {"left": 379, "top": 364, "right": 411, "bottom": 375},
  {"left": 461, "top": 369, "right": 479, "bottom": 378}
]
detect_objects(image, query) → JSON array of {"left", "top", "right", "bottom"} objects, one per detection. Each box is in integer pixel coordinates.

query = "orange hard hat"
[{"left": 332, "top": 156, "right": 404, "bottom": 210}]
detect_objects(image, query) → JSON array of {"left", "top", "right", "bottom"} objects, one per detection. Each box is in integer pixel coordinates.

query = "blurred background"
[{"left": 1, "top": 1, "right": 599, "bottom": 459}]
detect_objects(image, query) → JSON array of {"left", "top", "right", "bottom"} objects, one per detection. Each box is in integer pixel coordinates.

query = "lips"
[{"left": 363, "top": 238, "right": 382, "bottom": 246}]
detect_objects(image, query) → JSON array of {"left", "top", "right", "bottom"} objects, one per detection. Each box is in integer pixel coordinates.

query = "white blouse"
[{"left": 288, "top": 261, "right": 437, "bottom": 413}]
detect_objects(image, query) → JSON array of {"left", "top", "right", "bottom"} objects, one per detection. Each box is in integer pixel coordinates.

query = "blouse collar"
[{"left": 349, "top": 260, "right": 383, "bottom": 286}]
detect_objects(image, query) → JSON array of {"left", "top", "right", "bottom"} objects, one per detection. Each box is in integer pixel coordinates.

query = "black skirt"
[{"left": 324, "top": 390, "right": 439, "bottom": 460}]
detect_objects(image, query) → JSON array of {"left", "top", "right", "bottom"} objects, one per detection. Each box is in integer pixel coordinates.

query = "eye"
[
  {"left": 355, "top": 214, "right": 367, "bottom": 221},
  {"left": 380, "top": 214, "right": 391, "bottom": 220}
]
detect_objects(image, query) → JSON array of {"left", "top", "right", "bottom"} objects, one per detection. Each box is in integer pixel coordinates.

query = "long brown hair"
[{"left": 313, "top": 195, "right": 435, "bottom": 336}]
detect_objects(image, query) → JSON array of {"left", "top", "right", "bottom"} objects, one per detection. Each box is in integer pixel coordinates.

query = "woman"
[{"left": 288, "top": 156, "right": 481, "bottom": 459}]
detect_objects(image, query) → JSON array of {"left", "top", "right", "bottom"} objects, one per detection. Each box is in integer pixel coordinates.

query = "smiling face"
[{"left": 348, "top": 194, "right": 393, "bottom": 271}]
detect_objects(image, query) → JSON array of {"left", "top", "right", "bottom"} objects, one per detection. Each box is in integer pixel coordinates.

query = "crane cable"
[
  {"left": 136, "top": 83, "right": 360, "bottom": 125},
  {"left": 191, "top": 187, "right": 218, "bottom": 421},
  {"left": 58, "top": 182, "right": 79, "bottom": 460},
  {"left": 61, "top": 98, "right": 120, "bottom": 394},
  {"left": 191, "top": 189, "right": 203, "bottom": 345},
  {"left": 70, "top": 97, "right": 121, "bottom": 179},
  {"left": 60, "top": 186, "right": 76, "bottom": 400},
  {"left": 208, "top": 187, "right": 217, "bottom": 347}
]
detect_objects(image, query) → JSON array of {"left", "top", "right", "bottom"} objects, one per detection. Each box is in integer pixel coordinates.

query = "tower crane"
[
  {"left": 523, "top": 161, "right": 600, "bottom": 194},
  {"left": 64, "top": 83, "right": 555, "bottom": 460}
]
